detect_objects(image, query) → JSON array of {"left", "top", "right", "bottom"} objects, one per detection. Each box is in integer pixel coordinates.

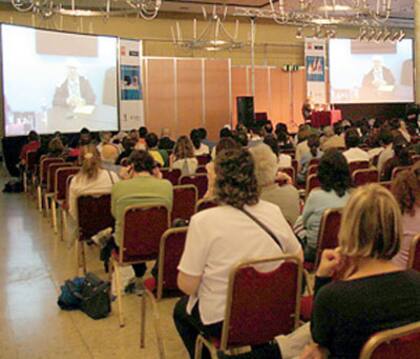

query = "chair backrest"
[
  {"left": 40, "top": 157, "right": 64, "bottom": 185},
  {"left": 195, "top": 198, "right": 218, "bottom": 213},
  {"left": 305, "top": 174, "right": 321, "bottom": 199},
  {"left": 314, "top": 209, "right": 342, "bottom": 268},
  {"left": 196, "top": 166, "right": 207, "bottom": 174},
  {"left": 280, "top": 166, "right": 295, "bottom": 184},
  {"left": 391, "top": 166, "right": 411, "bottom": 181},
  {"left": 196, "top": 154, "right": 211, "bottom": 166},
  {"left": 349, "top": 160, "right": 370, "bottom": 174},
  {"left": 25, "top": 150, "right": 38, "bottom": 172},
  {"left": 47, "top": 162, "right": 72, "bottom": 193},
  {"left": 77, "top": 194, "right": 115, "bottom": 242},
  {"left": 380, "top": 181, "right": 392, "bottom": 190},
  {"left": 55, "top": 167, "right": 80, "bottom": 201},
  {"left": 220, "top": 256, "right": 302, "bottom": 350},
  {"left": 408, "top": 234, "right": 420, "bottom": 271},
  {"left": 359, "top": 321, "right": 420, "bottom": 359},
  {"left": 308, "top": 158, "right": 321, "bottom": 167},
  {"left": 291, "top": 159, "right": 298, "bottom": 176},
  {"left": 172, "top": 185, "right": 198, "bottom": 221},
  {"left": 156, "top": 227, "right": 188, "bottom": 299},
  {"left": 120, "top": 157, "right": 129, "bottom": 167},
  {"left": 352, "top": 168, "right": 379, "bottom": 187},
  {"left": 161, "top": 168, "right": 181, "bottom": 186},
  {"left": 179, "top": 174, "right": 208, "bottom": 199},
  {"left": 121, "top": 205, "right": 170, "bottom": 262},
  {"left": 308, "top": 164, "right": 319, "bottom": 176}
]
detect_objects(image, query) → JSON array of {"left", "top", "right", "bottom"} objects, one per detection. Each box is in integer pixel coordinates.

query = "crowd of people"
[{"left": 17, "top": 115, "right": 420, "bottom": 359}]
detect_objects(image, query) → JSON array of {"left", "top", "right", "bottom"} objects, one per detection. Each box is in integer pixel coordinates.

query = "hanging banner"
[
  {"left": 119, "top": 39, "right": 144, "bottom": 130},
  {"left": 305, "top": 38, "right": 327, "bottom": 104}
]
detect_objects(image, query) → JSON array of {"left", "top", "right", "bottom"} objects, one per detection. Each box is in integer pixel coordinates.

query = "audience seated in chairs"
[
  {"left": 135, "top": 126, "right": 148, "bottom": 150},
  {"left": 109, "top": 150, "right": 173, "bottom": 289},
  {"left": 263, "top": 134, "right": 292, "bottom": 169},
  {"left": 67, "top": 145, "right": 119, "bottom": 244},
  {"left": 170, "top": 136, "right": 198, "bottom": 176},
  {"left": 297, "top": 134, "right": 323, "bottom": 184},
  {"left": 173, "top": 148, "right": 302, "bottom": 359},
  {"left": 391, "top": 161, "right": 420, "bottom": 268},
  {"left": 298, "top": 149, "right": 352, "bottom": 263},
  {"left": 221, "top": 184, "right": 420, "bottom": 359},
  {"left": 249, "top": 144, "right": 300, "bottom": 225},
  {"left": 370, "top": 129, "right": 393, "bottom": 169},
  {"left": 191, "top": 129, "right": 210, "bottom": 156},
  {"left": 19, "top": 130, "right": 40, "bottom": 166},
  {"left": 146, "top": 132, "right": 167, "bottom": 167},
  {"left": 343, "top": 128, "right": 370, "bottom": 163},
  {"left": 320, "top": 122, "right": 345, "bottom": 151},
  {"left": 382, "top": 135, "right": 413, "bottom": 181},
  {"left": 158, "top": 127, "right": 175, "bottom": 151},
  {"left": 115, "top": 137, "right": 135, "bottom": 165}
]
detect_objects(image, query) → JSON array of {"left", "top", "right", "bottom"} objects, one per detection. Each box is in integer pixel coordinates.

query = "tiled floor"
[{"left": 0, "top": 174, "right": 188, "bottom": 359}]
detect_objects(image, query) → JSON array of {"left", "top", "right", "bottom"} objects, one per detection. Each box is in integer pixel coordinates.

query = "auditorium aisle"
[{"left": 0, "top": 175, "right": 187, "bottom": 358}]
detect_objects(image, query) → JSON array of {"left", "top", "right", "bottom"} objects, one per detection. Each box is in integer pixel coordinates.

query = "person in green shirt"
[{"left": 111, "top": 150, "right": 173, "bottom": 279}]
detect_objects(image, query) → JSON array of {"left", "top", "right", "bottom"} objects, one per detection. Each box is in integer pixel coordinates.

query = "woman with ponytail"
[
  {"left": 392, "top": 161, "right": 420, "bottom": 268},
  {"left": 297, "top": 133, "right": 323, "bottom": 184},
  {"left": 68, "top": 144, "right": 120, "bottom": 241}
]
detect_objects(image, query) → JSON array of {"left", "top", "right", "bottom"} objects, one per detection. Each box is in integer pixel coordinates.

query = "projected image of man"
[
  {"left": 361, "top": 56, "right": 395, "bottom": 92},
  {"left": 53, "top": 59, "right": 96, "bottom": 108}
]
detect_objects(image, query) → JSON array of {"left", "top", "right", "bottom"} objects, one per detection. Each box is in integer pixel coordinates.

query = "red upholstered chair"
[
  {"left": 195, "top": 256, "right": 302, "bottom": 358},
  {"left": 349, "top": 160, "right": 370, "bottom": 174},
  {"left": 44, "top": 162, "right": 72, "bottom": 220},
  {"left": 54, "top": 167, "right": 80, "bottom": 236},
  {"left": 408, "top": 234, "right": 420, "bottom": 271},
  {"left": 161, "top": 168, "right": 181, "bottom": 186},
  {"left": 280, "top": 166, "right": 296, "bottom": 184},
  {"left": 308, "top": 158, "right": 321, "bottom": 167},
  {"left": 291, "top": 159, "right": 298, "bottom": 176},
  {"left": 391, "top": 166, "right": 411, "bottom": 181},
  {"left": 196, "top": 198, "right": 218, "bottom": 213},
  {"left": 412, "top": 155, "right": 420, "bottom": 164},
  {"left": 111, "top": 204, "right": 170, "bottom": 327},
  {"left": 37, "top": 157, "right": 64, "bottom": 211},
  {"left": 305, "top": 174, "right": 321, "bottom": 199},
  {"left": 308, "top": 164, "right": 319, "bottom": 176},
  {"left": 120, "top": 157, "right": 129, "bottom": 167},
  {"left": 196, "top": 166, "right": 207, "bottom": 174},
  {"left": 352, "top": 168, "right": 379, "bottom": 187},
  {"left": 179, "top": 174, "right": 208, "bottom": 199},
  {"left": 77, "top": 194, "right": 115, "bottom": 274},
  {"left": 141, "top": 227, "right": 188, "bottom": 352},
  {"left": 301, "top": 209, "right": 342, "bottom": 321},
  {"left": 380, "top": 181, "right": 392, "bottom": 191},
  {"left": 196, "top": 154, "right": 211, "bottom": 166},
  {"left": 172, "top": 185, "right": 198, "bottom": 222},
  {"left": 359, "top": 321, "right": 420, "bottom": 359}
]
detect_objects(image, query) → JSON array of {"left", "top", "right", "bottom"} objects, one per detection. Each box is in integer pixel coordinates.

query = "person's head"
[
  {"left": 80, "top": 127, "right": 92, "bottom": 145},
  {"left": 198, "top": 128, "right": 207, "bottom": 140},
  {"left": 393, "top": 135, "right": 411, "bottom": 162},
  {"left": 392, "top": 162, "right": 420, "bottom": 215},
  {"left": 318, "top": 149, "right": 352, "bottom": 197},
  {"left": 372, "top": 56, "right": 384, "bottom": 71},
  {"left": 308, "top": 134, "right": 320, "bottom": 157},
  {"left": 333, "top": 122, "right": 344, "bottom": 136},
  {"left": 128, "top": 150, "right": 156, "bottom": 175},
  {"left": 215, "top": 137, "right": 241, "bottom": 157},
  {"left": 101, "top": 144, "right": 119, "bottom": 164},
  {"left": 263, "top": 134, "right": 279, "bottom": 157},
  {"left": 190, "top": 129, "right": 202, "bottom": 150},
  {"left": 264, "top": 121, "right": 273, "bottom": 134},
  {"left": 100, "top": 131, "right": 113, "bottom": 144},
  {"left": 234, "top": 131, "right": 248, "bottom": 147},
  {"left": 66, "top": 58, "right": 80, "bottom": 81},
  {"left": 48, "top": 137, "right": 64, "bottom": 155},
  {"left": 174, "top": 136, "right": 195, "bottom": 159},
  {"left": 219, "top": 128, "right": 232, "bottom": 139},
  {"left": 129, "top": 129, "right": 139, "bottom": 141},
  {"left": 339, "top": 184, "right": 401, "bottom": 261},
  {"left": 215, "top": 148, "right": 259, "bottom": 209},
  {"left": 79, "top": 144, "right": 101, "bottom": 180},
  {"left": 161, "top": 127, "right": 171, "bottom": 138},
  {"left": 122, "top": 137, "right": 135, "bottom": 152},
  {"left": 139, "top": 126, "right": 148, "bottom": 139},
  {"left": 344, "top": 128, "right": 360, "bottom": 149},
  {"left": 297, "top": 124, "right": 312, "bottom": 143},
  {"left": 28, "top": 130, "right": 39, "bottom": 142},
  {"left": 377, "top": 129, "right": 393, "bottom": 147},
  {"left": 275, "top": 123, "right": 288, "bottom": 136},
  {"left": 145, "top": 132, "right": 159, "bottom": 149},
  {"left": 249, "top": 144, "right": 278, "bottom": 188},
  {"left": 249, "top": 122, "right": 264, "bottom": 137}
]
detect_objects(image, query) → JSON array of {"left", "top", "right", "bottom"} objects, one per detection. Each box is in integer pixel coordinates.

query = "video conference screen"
[
  {"left": 1, "top": 24, "right": 119, "bottom": 137},
  {"left": 329, "top": 39, "right": 414, "bottom": 104}
]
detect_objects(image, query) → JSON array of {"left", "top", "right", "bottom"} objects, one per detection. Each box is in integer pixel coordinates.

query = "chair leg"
[
  {"left": 37, "top": 186, "right": 42, "bottom": 212},
  {"left": 80, "top": 241, "right": 87, "bottom": 275},
  {"left": 43, "top": 193, "right": 49, "bottom": 218},
  {"left": 61, "top": 210, "right": 68, "bottom": 242},
  {"left": 140, "top": 291, "right": 146, "bottom": 348},
  {"left": 23, "top": 172, "right": 27, "bottom": 193},
  {"left": 51, "top": 199, "right": 58, "bottom": 234},
  {"left": 195, "top": 336, "right": 218, "bottom": 359},
  {"left": 145, "top": 290, "right": 165, "bottom": 359},
  {"left": 113, "top": 261, "right": 125, "bottom": 327},
  {"left": 194, "top": 335, "right": 204, "bottom": 359}
]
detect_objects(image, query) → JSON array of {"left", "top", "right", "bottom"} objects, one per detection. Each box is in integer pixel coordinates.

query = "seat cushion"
[{"left": 300, "top": 295, "right": 313, "bottom": 322}]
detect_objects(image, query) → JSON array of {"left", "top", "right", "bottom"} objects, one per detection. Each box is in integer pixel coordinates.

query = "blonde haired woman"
[
  {"left": 221, "top": 184, "right": 420, "bottom": 359},
  {"left": 170, "top": 136, "right": 198, "bottom": 176},
  {"left": 67, "top": 145, "right": 120, "bottom": 242}
]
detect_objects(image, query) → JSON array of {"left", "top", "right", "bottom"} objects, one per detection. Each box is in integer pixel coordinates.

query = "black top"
[
  {"left": 311, "top": 270, "right": 420, "bottom": 359},
  {"left": 158, "top": 137, "right": 175, "bottom": 151}
]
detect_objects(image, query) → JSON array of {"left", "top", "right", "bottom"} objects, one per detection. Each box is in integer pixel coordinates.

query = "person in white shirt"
[
  {"left": 67, "top": 144, "right": 120, "bottom": 244},
  {"left": 173, "top": 148, "right": 303, "bottom": 359},
  {"left": 375, "top": 130, "right": 394, "bottom": 174},
  {"left": 342, "top": 128, "right": 370, "bottom": 163},
  {"left": 190, "top": 129, "right": 210, "bottom": 156}
]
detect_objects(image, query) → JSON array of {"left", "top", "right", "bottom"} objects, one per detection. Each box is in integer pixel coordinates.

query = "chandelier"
[
  {"left": 171, "top": 6, "right": 244, "bottom": 52},
  {"left": 10, "top": 0, "right": 162, "bottom": 20},
  {"left": 234, "top": 0, "right": 401, "bottom": 41}
]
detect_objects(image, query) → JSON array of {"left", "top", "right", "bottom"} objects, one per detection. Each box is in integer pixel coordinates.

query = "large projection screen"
[
  {"left": 329, "top": 39, "right": 414, "bottom": 104},
  {"left": 1, "top": 24, "right": 119, "bottom": 137}
]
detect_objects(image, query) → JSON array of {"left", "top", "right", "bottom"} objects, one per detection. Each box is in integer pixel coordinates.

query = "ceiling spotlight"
[
  {"left": 374, "top": 30, "right": 384, "bottom": 42},
  {"left": 359, "top": 28, "right": 368, "bottom": 41},
  {"left": 397, "top": 30, "right": 406, "bottom": 42},
  {"left": 326, "top": 29, "right": 336, "bottom": 39},
  {"left": 382, "top": 29, "right": 391, "bottom": 42},
  {"left": 296, "top": 27, "right": 303, "bottom": 39},
  {"left": 366, "top": 28, "right": 376, "bottom": 41}
]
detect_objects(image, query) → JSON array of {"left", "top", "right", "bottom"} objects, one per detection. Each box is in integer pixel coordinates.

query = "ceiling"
[{"left": 1, "top": 0, "right": 415, "bottom": 23}]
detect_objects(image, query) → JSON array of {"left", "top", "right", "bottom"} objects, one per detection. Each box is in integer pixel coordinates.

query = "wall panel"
[
  {"left": 270, "top": 68, "right": 291, "bottom": 129},
  {"left": 292, "top": 69, "right": 306, "bottom": 129},
  {"left": 176, "top": 59, "right": 203, "bottom": 136},
  {"left": 231, "top": 67, "right": 249, "bottom": 127}
]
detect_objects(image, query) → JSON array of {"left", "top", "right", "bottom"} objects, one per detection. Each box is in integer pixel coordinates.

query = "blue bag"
[{"left": 57, "top": 277, "right": 85, "bottom": 310}]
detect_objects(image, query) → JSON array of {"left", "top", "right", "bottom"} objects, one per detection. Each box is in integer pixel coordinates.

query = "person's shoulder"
[{"left": 190, "top": 205, "right": 229, "bottom": 225}]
